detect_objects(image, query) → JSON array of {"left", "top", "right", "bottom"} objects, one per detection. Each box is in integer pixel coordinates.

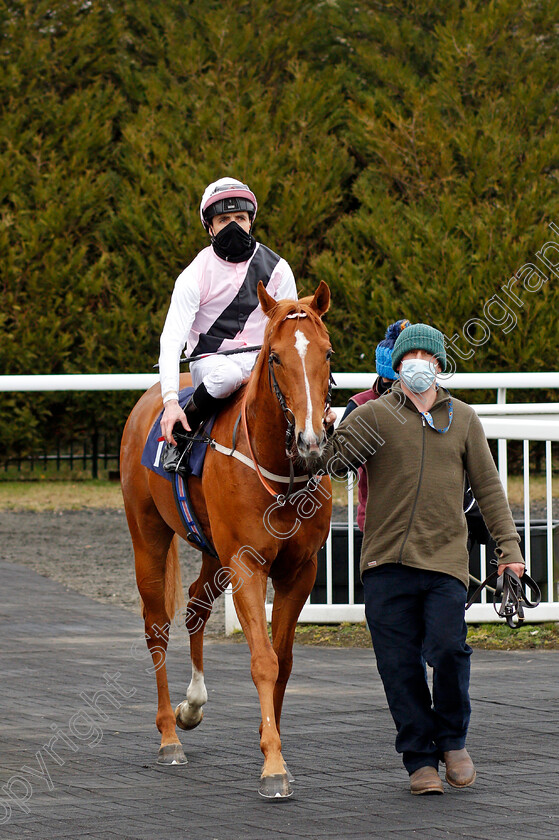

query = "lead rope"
[{"left": 466, "top": 566, "right": 541, "bottom": 628}]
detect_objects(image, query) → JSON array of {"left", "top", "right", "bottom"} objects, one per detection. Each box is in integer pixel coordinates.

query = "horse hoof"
[
  {"left": 258, "top": 773, "right": 293, "bottom": 799},
  {"left": 283, "top": 762, "right": 295, "bottom": 783},
  {"left": 156, "top": 744, "right": 188, "bottom": 766},
  {"left": 260, "top": 761, "right": 295, "bottom": 784},
  {"left": 175, "top": 701, "right": 204, "bottom": 731}
]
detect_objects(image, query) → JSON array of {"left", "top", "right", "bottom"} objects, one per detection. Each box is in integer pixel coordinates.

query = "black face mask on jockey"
[{"left": 211, "top": 221, "right": 256, "bottom": 263}]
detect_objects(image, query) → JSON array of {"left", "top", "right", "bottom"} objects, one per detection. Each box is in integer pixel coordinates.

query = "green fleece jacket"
[{"left": 320, "top": 383, "right": 523, "bottom": 588}]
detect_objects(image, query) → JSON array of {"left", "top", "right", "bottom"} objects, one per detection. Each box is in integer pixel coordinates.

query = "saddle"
[{"left": 140, "top": 388, "right": 215, "bottom": 481}]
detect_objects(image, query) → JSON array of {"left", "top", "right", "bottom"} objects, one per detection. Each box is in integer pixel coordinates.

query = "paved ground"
[
  {"left": 0, "top": 509, "right": 226, "bottom": 634},
  {"left": 1, "top": 560, "right": 558, "bottom": 840}
]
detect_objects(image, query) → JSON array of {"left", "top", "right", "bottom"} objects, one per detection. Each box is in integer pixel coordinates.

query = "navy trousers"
[{"left": 363, "top": 564, "right": 472, "bottom": 775}]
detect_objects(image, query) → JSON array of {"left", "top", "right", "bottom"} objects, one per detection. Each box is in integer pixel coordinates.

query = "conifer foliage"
[
  {"left": 1, "top": 1, "right": 558, "bottom": 454},
  {"left": 310, "top": 1, "right": 559, "bottom": 375}
]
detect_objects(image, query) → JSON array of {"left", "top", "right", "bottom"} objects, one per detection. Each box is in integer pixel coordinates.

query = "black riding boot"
[{"left": 162, "top": 384, "right": 222, "bottom": 474}]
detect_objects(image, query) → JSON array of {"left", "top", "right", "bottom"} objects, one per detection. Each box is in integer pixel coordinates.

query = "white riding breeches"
[{"left": 189, "top": 351, "right": 259, "bottom": 398}]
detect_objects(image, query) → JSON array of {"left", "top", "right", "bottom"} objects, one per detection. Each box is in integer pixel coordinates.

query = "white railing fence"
[
  {"left": 1, "top": 372, "right": 558, "bottom": 628},
  {"left": 225, "top": 371, "right": 559, "bottom": 631}
]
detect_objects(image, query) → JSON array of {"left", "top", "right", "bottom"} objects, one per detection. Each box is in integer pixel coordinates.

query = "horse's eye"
[
  {"left": 326, "top": 348, "right": 333, "bottom": 361},
  {"left": 270, "top": 352, "right": 281, "bottom": 365}
]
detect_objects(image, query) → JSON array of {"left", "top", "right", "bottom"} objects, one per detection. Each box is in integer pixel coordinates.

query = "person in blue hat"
[{"left": 342, "top": 319, "right": 410, "bottom": 531}]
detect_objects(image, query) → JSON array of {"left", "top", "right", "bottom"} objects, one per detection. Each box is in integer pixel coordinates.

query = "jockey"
[{"left": 159, "top": 177, "right": 297, "bottom": 470}]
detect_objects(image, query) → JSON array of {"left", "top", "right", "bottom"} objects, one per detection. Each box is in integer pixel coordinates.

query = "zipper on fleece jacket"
[{"left": 397, "top": 414, "right": 426, "bottom": 563}]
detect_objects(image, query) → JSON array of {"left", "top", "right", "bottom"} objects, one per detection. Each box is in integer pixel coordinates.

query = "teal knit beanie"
[{"left": 391, "top": 323, "right": 446, "bottom": 373}]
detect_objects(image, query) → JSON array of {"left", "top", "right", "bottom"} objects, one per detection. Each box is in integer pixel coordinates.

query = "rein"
[
  {"left": 187, "top": 416, "right": 310, "bottom": 490},
  {"left": 268, "top": 356, "right": 297, "bottom": 457},
  {"left": 201, "top": 310, "right": 334, "bottom": 505},
  {"left": 241, "top": 387, "right": 297, "bottom": 504},
  {"left": 466, "top": 567, "right": 541, "bottom": 628},
  {"left": 197, "top": 362, "right": 328, "bottom": 505}
]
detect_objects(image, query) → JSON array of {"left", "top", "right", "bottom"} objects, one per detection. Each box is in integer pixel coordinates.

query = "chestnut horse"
[{"left": 120, "top": 281, "right": 333, "bottom": 798}]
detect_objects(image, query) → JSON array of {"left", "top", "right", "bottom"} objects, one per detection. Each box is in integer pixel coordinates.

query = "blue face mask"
[{"left": 399, "top": 359, "right": 437, "bottom": 393}]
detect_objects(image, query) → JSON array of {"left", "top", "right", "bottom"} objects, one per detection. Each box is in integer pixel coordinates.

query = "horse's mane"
[{"left": 245, "top": 295, "right": 328, "bottom": 402}]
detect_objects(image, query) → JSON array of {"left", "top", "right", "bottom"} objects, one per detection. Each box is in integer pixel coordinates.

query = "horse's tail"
[{"left": 164, "top": 535, "right": 185, "bottom": 622}]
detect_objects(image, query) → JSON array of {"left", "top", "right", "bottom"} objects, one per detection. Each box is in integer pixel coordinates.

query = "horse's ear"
[
  {"left": 258, "top": 281, "right": 277, "bottom": 317},
  {"left": 309, "top": 281, "right": 330, "bottom": 318}
]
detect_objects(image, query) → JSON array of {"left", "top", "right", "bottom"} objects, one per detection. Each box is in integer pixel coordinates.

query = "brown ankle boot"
[
  {"left": 443, "top": 748, "right": 476, "bottom": 788},
  {"left": 409, "top": 766, "right": 444, "bottom": 795}
]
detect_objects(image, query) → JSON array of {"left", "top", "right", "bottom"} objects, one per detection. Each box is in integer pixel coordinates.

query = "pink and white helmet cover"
[{"left": 199, "top": 177, "right": 258, "bottom": 227}]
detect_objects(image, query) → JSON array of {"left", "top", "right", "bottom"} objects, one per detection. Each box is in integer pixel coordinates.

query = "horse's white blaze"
[
  {"left": 294, "top": 329, "right": 315, "bottom": 441},
  {"left": 186, "top": 664, "right": 207, "bottom": 709}
]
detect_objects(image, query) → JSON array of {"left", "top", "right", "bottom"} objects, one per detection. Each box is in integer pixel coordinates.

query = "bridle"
[
  {"left": 267, "top": 351, "right": 335, "bottom": 458},
  {"left": 239, "top": 341, "right": 334, "bottom": 506},
  {"left": 267, "top": 354, "right": 297, "bottom": 458}
]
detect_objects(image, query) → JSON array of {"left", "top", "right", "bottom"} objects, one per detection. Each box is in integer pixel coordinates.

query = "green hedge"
[{"left": 2, "top": 0, "right": 558, "bottom": 452}]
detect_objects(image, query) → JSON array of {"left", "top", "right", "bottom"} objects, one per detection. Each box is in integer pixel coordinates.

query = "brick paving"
[{"left": 1, "top": 559, "right": 558, "bottom": 840}]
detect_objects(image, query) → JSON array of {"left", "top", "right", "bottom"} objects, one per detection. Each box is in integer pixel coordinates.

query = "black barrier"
[
  {"left": 312, "top": 525, "right": 364, "bottom": 605},
  {"left": 2, "top": 434, "right": 121, "bottom": 479},
  {"left": 468, "top": 519, "right": 559, "bottom": 603},
  {"left": 312, "top": 520, "right": 559, "bottom": 606}
]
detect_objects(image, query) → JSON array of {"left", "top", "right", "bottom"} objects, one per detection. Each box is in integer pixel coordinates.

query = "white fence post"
[
  {"left": 497, "top": 387, "right": 508, "bottom": 495},
  {"left": 523, "top": 439, "right": 531, "bottom": 575},
  {"left": 546, "top": 440, "right": 555, "bottom": 602},
  {"left": 224, "top": 586, "right": 241, "bottom": 635}
]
